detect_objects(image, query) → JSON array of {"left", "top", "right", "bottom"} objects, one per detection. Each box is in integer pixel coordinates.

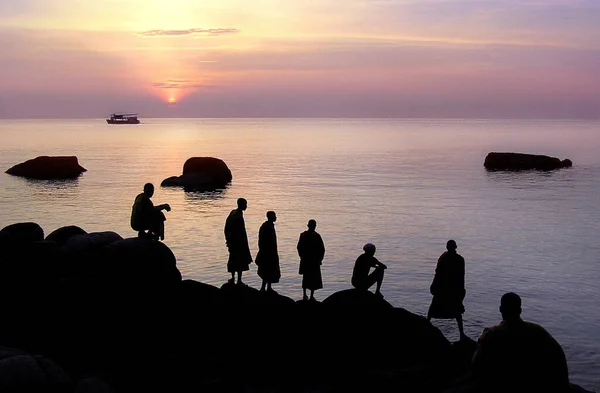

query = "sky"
[{"left": 1, "top": 0, "right": 599, "bottom": 118}]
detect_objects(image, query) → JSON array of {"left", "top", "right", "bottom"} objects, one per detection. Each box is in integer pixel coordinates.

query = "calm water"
[{"left": 0, "top": 118, "right": 599, "bottom": 390}]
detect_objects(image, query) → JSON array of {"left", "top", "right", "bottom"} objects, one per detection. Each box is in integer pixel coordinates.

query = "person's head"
[
  {"left": 237, "top": 198, "right": 247, "bottom": 211},
  {"left": 500, "top": 292, "right": 522, "bottom": 321},
  {"left": 307, "top": 219, "right": 317, "bottom": 230},
  {"left": 446, "top": 239, "right": 457, "bottom": 251},
  {"left": 267, "top": 211, "right": 277, "bottom": 222},
  {"left": 143, "top": 183, "right": 154, "bottom": 197},
  {"left": 363, "top": 243, "right": 376, "bottom": 256}
]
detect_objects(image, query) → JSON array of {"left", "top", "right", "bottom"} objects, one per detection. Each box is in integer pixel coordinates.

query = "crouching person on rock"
[{"left": 131, "top": 183, "right": 171, "bottom": 241}]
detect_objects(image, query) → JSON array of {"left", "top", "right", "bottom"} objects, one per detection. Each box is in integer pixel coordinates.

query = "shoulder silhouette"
[{"left": 472, "top": 292, "right": 570, "bottom": 393}]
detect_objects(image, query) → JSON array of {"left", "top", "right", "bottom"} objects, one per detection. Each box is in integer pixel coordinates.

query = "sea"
[{"left": 0, "top": 118, "right": 598, "bottom": 390}]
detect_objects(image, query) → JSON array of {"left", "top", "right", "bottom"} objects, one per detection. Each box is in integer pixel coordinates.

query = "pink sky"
[{"left": 1, "top": 0, "right": 599, "bottom": 118}]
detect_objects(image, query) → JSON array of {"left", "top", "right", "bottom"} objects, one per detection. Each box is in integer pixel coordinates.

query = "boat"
[{"left": 106, "top": 113, "right": 140, "bottom": 124}]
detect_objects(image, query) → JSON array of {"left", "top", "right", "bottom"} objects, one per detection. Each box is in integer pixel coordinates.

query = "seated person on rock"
[
  {"left": 351, "top": 243, "right": 387, "bottom": 297},
  {"left": 131, "top": 183, "right": 171, "bottom": 240},
  {"left": 472, "top": 292, "right": 570, "bottom": 393}
]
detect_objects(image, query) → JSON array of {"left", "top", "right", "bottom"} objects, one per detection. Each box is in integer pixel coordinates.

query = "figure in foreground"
[
  {"left": 472, "top": 292, "right": 570, "bottom": 393},
  {"left": 256, "top": 211, "right": 280, "bottom": 292},
  {"left": 297, "top": 219, "right": 325, "bottom": 301},
  {"left": 351, "top": 243, "right": 387, "bottom": 297},
  {"left": 130, "top": 183, "right": 171, "bottom": 240},
  {"left": 224, "top": 198, "right": 252, "bottom": 285},
  {"left": 427, "top": 240, "right": 467, "bottom": 340}
]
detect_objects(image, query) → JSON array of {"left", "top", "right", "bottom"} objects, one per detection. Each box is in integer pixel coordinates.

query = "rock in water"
[
  {"left": 161, "top": 157, "right": 232, "bottom": 190},
  {"left": 6, "top": 156, "right": 87, "bottom": 179},
  {"left": 484, "top": 152, "right": 572, "bottom": 171}
]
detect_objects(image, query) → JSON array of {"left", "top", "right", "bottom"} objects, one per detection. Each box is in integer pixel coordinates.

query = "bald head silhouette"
[{"left": 500, "top": 292, "right": 522, "bottom": 322}]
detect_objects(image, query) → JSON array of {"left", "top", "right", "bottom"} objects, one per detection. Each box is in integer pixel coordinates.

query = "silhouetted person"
[
  {"left": 130, "top": 183, "right": 171, "bottom": 241},
  {"left": 472, "top": 293, "right": 569, "bottom": 393},
  {"left": 297, "top": 219, "right": 325, "bottom": 301},
  {"left": 224, "top": 198, "right": 252, "bottom": 285},
  {"left": 427, "top": 239, "right": 467, "bottom": 340},
  {"left": 256, "top": 211, "right": 280, "bottom": 292},
  {"left": 351, "top": 243, "right": 387, "bottom": 297}
]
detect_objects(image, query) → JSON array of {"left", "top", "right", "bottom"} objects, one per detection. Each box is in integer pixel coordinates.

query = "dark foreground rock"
[
  {"left": 484, "top": 152, "right": 572, "bottom": 171},
  {"left": 0, "top": 222, "right": 595, "bottom": 393},
  {"left": 6, "top": 156, "right": 87, "bottom": 180},
  {"left": 46, "top": 225, "right": 87, "bottom": 246},
  {"left": 0, "top": 346, "right": 72, "bottom": 392},
  {"left": 161, "top": 157, "right": 232, "bottom": 191},
  {"left": 0, "top": 222, "right": 44, "bottom": 249}
]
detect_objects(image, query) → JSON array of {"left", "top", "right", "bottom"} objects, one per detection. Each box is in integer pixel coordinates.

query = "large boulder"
[
  {"left": 161, "top": 157, "right": 232, "bottom": 191},
  {"left": 6, "top": 156, "right": 87, "bottom": 180},
  {"left": 46, "top": 226, "right": 87, "bottom": 246},
  {"left": 484, "top": 152, "right": 572, "bottom": 171},
  {"left": 0, "top": 346, "right": 72, "bottom": 392},
  {"left": 322, "top": 288, "right": 394, "bottom": 308},
  {"left": 0, "top": 222, "right": 44, "bottom": 251},
  {"left": 95, "top": 238, "right": 182, "bottom": 289}
]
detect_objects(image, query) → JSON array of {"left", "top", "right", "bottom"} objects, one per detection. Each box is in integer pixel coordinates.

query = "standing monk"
[
  {"left": 427, "top": 239, "right": 467, "bottom": 340},
  {"left": 256, "top": 211, "right": 281, "bottom": 292},
  {"left": 224, "top": 198, "right": 252, "bottom": 285},
  {"left": 297, "top": 219, "right": 325, "bottom": 301}
]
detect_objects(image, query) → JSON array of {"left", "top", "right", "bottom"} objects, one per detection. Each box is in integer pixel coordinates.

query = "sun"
[{"left": 168, "top": 97, "right": 176, "bottom": 104}]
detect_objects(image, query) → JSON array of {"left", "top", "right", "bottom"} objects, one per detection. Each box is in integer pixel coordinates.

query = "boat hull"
[{"left": 106, "top": 119, "right": 140, "bottom": 124}]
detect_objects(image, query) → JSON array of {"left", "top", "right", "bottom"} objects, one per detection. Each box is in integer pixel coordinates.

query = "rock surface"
[
  {"left": 0, "top": 222, "right": 596, "bottom": 393},
  {"left": 6, "top": 156, "right": 87, "bottom": 179},
  {"left": 46, "top": 225, "right": 87, "bottom": 246},
  {"left": 484, "top": 152, "right": 572, "bottom": 171},
  {"left": 161, "top": 157, "right": 232, "bottom": 190}
]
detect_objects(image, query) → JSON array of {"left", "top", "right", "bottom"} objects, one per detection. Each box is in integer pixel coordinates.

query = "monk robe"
[
  {"left": 297, "top": 230, "right": 325, "bottom": 290},
  {"left": 256, "top": 220, "right": 281, "bottom": 283},
  {"left": 224, "top": 208, "right": 252, "bottom": 273},
  {"left": 131, "top": 192, "right": 166, "bottom": 239},
  {"left": 427, "top": 250, "right": 465, "bottom": 318}
]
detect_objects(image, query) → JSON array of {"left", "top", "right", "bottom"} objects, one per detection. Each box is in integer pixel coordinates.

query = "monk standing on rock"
[
  {"left": 427, "top": 240, "right": 467, "bottom": 340},
  {"left": 256, "top": 211, "right": 281, "bottom": 293},
  {"left": 297, "top": 219, "right": 325, "bottom": 301},
  {"left": 224, "top": 198, "right": 252, "bottom": 286}
]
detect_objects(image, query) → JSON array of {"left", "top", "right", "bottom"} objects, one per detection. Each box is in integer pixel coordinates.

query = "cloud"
[
  {"left": 136, "top": 28, "right": 239, "bottom": 38},
  {"left": 151, "top": 80, "right": 215, "bottom": 89}
]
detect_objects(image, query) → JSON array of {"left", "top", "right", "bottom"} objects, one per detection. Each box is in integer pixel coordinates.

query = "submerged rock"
[
  {"left": 161, "top": 157, "right": 232, "bottom": 191},
  {"left": 6, "top": 156, "right": 87, "bottom": 179},
  {"left": 484, "top": 152, "right": 572, "bottom": 171}
]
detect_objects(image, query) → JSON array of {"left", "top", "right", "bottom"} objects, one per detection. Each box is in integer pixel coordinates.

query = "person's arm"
[
  {"left": 371, "top": 257, "right": 387, "bottom": 269},
  {"left": 155, "top": 203, "right": 171, "bottom": 212}
]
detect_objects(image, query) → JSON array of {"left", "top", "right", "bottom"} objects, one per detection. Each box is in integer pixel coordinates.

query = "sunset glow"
[{"left": 1, "top": 0, "right": 599, "bottom": 118}]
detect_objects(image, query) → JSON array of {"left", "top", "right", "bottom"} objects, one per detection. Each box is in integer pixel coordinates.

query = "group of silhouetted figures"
[
  {"left": 130, "top": 183, "right": 572, "bottom": 392},
  {"left": 130, "top": 186, "right": 388, "bottom": 301}
]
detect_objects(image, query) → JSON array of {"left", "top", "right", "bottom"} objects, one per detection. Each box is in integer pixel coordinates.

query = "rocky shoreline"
[{"left": 0, "top": 222, "right": 594, "bottom": 393}]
